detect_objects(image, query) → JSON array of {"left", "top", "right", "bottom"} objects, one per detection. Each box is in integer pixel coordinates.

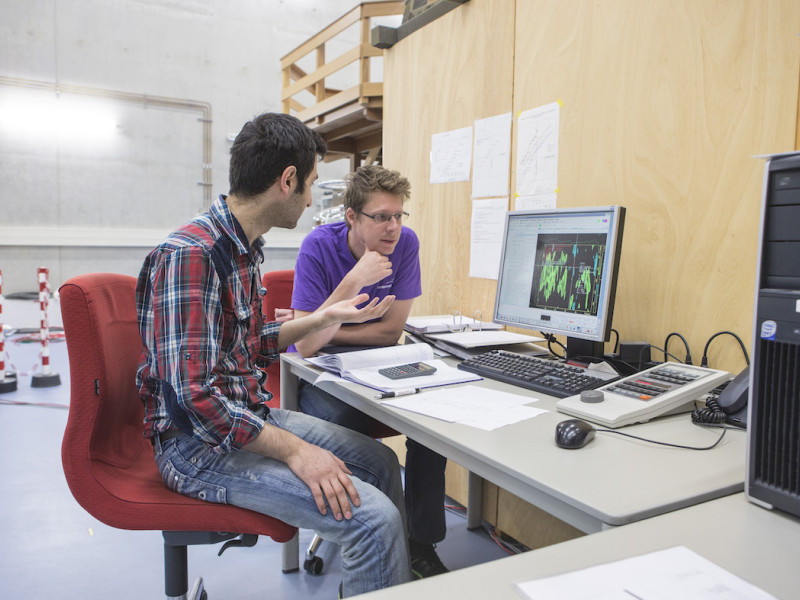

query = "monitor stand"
[{"left": 565, "top": 337, "right": 605, "bottom": 361}]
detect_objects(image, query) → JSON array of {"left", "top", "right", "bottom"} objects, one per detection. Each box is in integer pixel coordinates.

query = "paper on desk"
[
  {"left": 427, "top": 330, "right": 544, "bottom": 348},
  {"left": 382, "top": 385, "right": 547, "bottom": 430},
  {"left": 405, "top": 314, "right": 503, "bottom": 334},
  {"left": 515, "top": 546, "right": 777, "bottom": 600}
]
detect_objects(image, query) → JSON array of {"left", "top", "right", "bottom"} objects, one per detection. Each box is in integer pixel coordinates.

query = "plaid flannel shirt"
[{"left": 136, "top": 195, "right": 281, "bottom": 453}]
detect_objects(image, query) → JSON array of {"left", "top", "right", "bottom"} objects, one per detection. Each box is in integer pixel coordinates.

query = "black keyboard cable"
[
  {"left": 664, "top": 332, "right": 692, "bottom": 365},
  {"left": 701, "top": 331, "right": 750, "bottom": 368}
]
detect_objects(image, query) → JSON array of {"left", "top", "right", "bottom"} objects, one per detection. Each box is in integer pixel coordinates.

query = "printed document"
[
  {"left": 383, "top": 385, "right": 547, "bottom": 430},
  {"left": 516, "top": 546, "right": 776, "bottom": 600},
  {"left": 469, "top": 197, "right": 508, "bottom": 279}
]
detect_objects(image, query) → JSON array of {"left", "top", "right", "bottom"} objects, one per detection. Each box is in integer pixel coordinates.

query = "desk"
[
  {"left": 280, "top": 353, "right": 746, "bottom": 534},
  {"left": 357, "top": 493, "right": 800, "bottom": 599}
]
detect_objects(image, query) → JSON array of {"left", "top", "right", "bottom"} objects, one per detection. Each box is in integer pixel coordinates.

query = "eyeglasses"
[{"left": 358, "top": 210, "right": 409, "bottom": 224}]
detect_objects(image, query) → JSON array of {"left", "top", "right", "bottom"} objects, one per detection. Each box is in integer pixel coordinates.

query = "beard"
[{"left": 268, "top": 191, "right": 307, "bottom": 229}]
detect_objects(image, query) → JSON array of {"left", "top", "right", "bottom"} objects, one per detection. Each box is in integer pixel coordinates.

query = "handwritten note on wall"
[
  {"left": 430, "top": 126, "right": 473, "bottom": 183},
  {"left": 472, "top": 112, "right": 512, "bottom": 198},
  {"left": 516, "top": 102, "right": 560, "bottom": 197}
]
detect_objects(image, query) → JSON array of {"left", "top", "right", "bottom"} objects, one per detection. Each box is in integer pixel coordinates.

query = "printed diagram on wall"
[
  {"left": 516, "top": 101, "right": 560, "bottom": 209},
  {"left": 471, "top": 112, "right": 512, "bottom": 199}
]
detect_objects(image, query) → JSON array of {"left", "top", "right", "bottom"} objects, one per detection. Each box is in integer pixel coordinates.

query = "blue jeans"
[
  {"left": 153, "top": 408, "right": 411, "bottom": 597},
  {"left": 299, "top": 381, "right": 448, "bottom": 546}
]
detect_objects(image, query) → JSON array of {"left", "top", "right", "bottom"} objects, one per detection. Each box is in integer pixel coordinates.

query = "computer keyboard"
[
  {"left": 456, "top": 349, "right": 619, "bottom": 398},
  {"left": 556, "top": 363, "right": 731, "bottom": 428}
]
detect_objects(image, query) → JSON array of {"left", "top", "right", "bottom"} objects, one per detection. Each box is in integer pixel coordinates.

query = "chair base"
[
  {"left": 187, "top": 577, "right": 206, "bottom": 600},
  {"left": 167, "top": 577, "right": 206, "bottom": 600},
  {"left": 163, "top": 532, "right": 252, "bottom": 598},
  {"left": 304, "top": 534, "right": 325, "bottom": 574}
]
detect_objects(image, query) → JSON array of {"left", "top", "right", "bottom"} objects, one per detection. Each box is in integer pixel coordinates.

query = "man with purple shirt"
[{"left": 292, "top": 165, "right": 449, "bottom": 578}]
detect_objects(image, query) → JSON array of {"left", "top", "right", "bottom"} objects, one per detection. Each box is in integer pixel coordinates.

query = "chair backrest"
[
  {"left": 59, "top": 272, "right": 296, "bottom": 539},
  {"left": 261, "top": 270, "right": 294, "bottom": 408},
  {"left": 60, "top": 274, "right": 146, "bottom": 497}
]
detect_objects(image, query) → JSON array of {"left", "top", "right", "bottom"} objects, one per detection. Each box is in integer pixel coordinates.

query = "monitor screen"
[{"left": 493, "top": 206, "right": 626, "bottom": 347}]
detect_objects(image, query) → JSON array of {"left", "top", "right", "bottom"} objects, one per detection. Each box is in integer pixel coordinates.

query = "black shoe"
[{"left": 410, "top": 545, "right": 449, "bottom": 579}]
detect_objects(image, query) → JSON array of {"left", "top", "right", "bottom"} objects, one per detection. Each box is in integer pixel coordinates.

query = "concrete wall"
[{"left": 0, "top": 0, "right": 394, "bottom": 293}]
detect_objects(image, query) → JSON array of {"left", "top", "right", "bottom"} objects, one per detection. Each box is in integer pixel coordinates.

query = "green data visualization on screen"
[{"left": 531, "top": 233, "right": 607, "bottom": 316}]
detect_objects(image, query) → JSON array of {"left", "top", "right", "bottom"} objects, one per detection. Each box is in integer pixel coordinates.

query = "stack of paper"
[
  {"left": 426, "top": 330, "right": 544, "bottom": 348},
  {"left": 405, "top": 314, "right": 503, "bottom": 335}
]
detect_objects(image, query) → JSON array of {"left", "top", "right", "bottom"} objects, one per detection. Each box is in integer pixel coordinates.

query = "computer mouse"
[{"left": 555, "top": 419, "right": 596, "bottom": 449}]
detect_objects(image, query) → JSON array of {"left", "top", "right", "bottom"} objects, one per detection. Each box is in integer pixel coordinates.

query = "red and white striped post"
[
  {"left": 0, "top": 270, "right": 18, "bottom": 393},
  {"left": 31, "top": 267, "right": 61, "bottom": 388}
]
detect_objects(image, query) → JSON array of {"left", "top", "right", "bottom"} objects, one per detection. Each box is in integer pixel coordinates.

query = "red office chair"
[
  {"left": 60, "top": 273, "right": 298, "bottom": 599},
  {"left": 261, "top": 269, "right": 399, "bottom": 574},
  {"left": 260, "top": 269, "right": 295, "bottom": 408}
]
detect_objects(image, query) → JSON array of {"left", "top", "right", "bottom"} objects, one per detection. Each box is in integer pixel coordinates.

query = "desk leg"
[
  {"left": 467, "top": 471, "right": 483, "bottom": 530},
  {"left": 279, "top": 357, "right": 301, "bottom": 573},
  {"left": 280, "top": 356, "right": 300, "bottom": 411},
  {"left": 281, "top": 532, "right": 300, "bottom": 573}
]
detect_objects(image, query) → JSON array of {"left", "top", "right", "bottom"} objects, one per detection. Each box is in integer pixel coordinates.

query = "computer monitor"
[{"left": 493, "top": 205, "right": 626, "bottom": 360}]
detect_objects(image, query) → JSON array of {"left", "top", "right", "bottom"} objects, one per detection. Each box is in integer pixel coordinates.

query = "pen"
[{"left": 375, "top": 388, "right": 422, "bottom": 399}]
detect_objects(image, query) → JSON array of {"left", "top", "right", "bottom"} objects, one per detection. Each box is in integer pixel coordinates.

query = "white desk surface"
[
  {"left": 280, "top": 353, "right": 746, "bottom": 533},
  {"left": 358, "top": 494, "right": 800, "bottom": 600}
]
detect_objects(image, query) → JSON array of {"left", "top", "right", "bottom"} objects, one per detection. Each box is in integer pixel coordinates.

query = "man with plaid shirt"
[{"left": 136, "top": 113, "right": 411, "bottom": 597}]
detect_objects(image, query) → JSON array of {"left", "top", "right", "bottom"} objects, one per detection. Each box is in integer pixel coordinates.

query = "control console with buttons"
[{"left": 556, "top": 363, "right": 731, "bottom": 428}]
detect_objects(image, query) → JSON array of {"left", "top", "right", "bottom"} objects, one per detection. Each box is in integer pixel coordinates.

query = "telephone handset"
[{"left": 692, "top": 366, "right": 749, "bottom": 428}]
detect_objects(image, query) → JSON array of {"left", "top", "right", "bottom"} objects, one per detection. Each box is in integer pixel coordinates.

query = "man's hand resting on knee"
[{"left": 244, "top": 423, "right": 360, "bottom": 521}]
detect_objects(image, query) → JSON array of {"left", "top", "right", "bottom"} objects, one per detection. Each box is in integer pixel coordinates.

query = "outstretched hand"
[{"left": 325, "top": 293, "right": 395, "bottom": 325}]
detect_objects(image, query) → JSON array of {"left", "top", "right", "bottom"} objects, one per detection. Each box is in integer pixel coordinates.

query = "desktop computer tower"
[{"left": 746, "top": 152, "right": 800, "bottom": 518}]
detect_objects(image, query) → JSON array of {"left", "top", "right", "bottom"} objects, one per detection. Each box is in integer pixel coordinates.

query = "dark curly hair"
[{"left": 228, "top": 112, "right": 326, "bottom": 198}]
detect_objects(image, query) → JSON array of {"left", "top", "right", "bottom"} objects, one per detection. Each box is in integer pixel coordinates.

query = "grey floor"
[{"left": 0, "top": 297, "right": 512, "bottom": 599}]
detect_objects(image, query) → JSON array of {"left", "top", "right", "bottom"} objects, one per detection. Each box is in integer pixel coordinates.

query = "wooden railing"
[{"left": 280, "top": 1, "right": 404, "bottom": 166}]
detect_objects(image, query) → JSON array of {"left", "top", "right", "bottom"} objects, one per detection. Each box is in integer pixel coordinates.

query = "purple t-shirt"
[{"left": 292, "top": 221, "right": 422, "bottom": 315}]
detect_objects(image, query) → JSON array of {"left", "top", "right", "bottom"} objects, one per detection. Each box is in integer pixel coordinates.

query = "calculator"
[{"left": 378, "top": 362, "right": 438, "bottom": 380}]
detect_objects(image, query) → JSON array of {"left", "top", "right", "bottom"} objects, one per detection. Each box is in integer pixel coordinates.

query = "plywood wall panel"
[
  {"left": 383, "top": 0, "right": 516, "bottom": 320},
  {"left": 385, "top": 0, "right": 799, "bottom": 373},
  {"left": 512, "top": 1, "right": 800, "bottom": 372}
]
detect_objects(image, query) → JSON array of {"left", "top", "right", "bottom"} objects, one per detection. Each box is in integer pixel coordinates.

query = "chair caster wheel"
[
  {"left": 304, "top": 556, "right": 324, "bottom": 574},
  {"left": 189, "top": 577, "right": 207, "bottom": 599}
]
